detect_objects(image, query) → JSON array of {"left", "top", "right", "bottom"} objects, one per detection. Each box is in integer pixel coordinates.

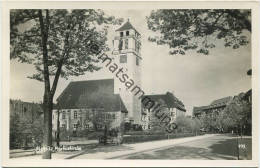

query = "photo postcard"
[{"left": 1, "top": 0, "right": 259, "bottom": 167}]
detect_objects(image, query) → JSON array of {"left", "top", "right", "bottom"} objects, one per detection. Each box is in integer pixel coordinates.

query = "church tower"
[{"left": 112, "top": 20, "right": 142, "bottom": 124}]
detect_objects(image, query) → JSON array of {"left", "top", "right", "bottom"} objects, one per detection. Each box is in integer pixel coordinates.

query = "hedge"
[
  {"left": 123, "top": 132, "right": 205, "bottom": 144},
  {"left": 125, "top": 130, "right": 166, "bottom": 136}
]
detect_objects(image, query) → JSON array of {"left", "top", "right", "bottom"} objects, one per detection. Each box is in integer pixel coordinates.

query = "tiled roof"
[
  {"left": 193, "top": 96, "right": 232, "bottom": 115},
  {"left": 56, "top": 79, "right": 127, "bottom": 112},
  {"left": 210, "top": 96, "right": 232, "bottom": 106},
  {"left": 116, "top": 20, "right": 140, "bottom": 35},
  {"left": 193, "top": 106, "right": 208, "bottom": 114},
  {"left": 142, "top": 92, "right": 186, "bottom": 112}
]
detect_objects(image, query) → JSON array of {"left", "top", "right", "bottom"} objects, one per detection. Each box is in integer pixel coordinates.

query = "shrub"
[
  {"left": 125, "top": 130, "right": 165, "bottom": 135},
  {"left": 87, "top": 131, "right": 104, "bottom": 140}
]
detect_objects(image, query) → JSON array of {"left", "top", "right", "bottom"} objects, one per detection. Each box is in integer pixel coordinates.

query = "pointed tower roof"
[{"left": 116, "top": 19, "right": 140, "bottom": 35}]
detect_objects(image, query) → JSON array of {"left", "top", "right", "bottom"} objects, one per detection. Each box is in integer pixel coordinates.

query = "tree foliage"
[
  {"left": 219, "top": 93, "right": 251, "bottom": 132},
  {"left": 147, "top": 9, "right": 251, "bottom": 55},
  {"left": 175, "top": 115, "right": 201, "bottom": 133},
  {"left": 10, "top": 9, "right": 122, "bottom": 158},
  {"left": 10, "top": 113, "right": 44, "bottom": 149},
  {"left": 11, "top": 9, "right": 123, "bottom": 82}
]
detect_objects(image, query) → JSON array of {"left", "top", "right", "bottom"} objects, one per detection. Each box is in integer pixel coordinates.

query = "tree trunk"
[
  {"left": 56, "top": 108, "right": 60, "bottom": 147},
  {"left": 42, "top": 94, "right": 53, "bottom": 159}
]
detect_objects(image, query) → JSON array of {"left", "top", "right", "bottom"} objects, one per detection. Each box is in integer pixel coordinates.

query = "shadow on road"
[
  {"left": 123, "top": 145, "right": 236, "bottom": 160},
  {"left": 209, "top": 137, "right": 252, "bottom": 160},
  {"left": 119, "top": 135, "right": 252, "bottom": 160},
  {"left": 80, "top": 144, "right": 134, "bottom": 155}
]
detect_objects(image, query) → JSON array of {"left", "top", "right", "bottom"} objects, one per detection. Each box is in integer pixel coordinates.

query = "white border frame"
[{"left": 1, "top": 1, "right": 259, "bottom": 167}]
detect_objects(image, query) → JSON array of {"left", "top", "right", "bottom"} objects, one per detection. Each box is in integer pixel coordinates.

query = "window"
[
  {"left": 126, "top": 31, "right": 129, "bottom": 36},
  {"left": 74, "top": 111, "right": 78, "bottom": 119},
  {"left": 135, "top": 41, "right": 140, "bottom": 52},
  {"left": 148, "top": 124, "right": 151, "bottom": 130},
  {"left": 107, "top": 114, "right": 111, "bottom": 120},
  {"left": 120, "top": 32, "right": 123, "bottom": 37},
  {"left": 142, "top": 125, "right": 146, "bottom": 130},
  {"left": 141, "top": 115, "right": 146, "bottom": 121},
  {"left": 112, "top": 114, "right": 116, "bottom": 119},
  {"left": 118, "top": 39, "right": 123, "bottom": 50},
  {"left": 62, "top": 113, "right": 66, "bottom": 119},
  {"left": 85, "top": 124, "right": 89, "bottom": 129},
  {"left": 120, "top": 55, "right": 127, "bottom": 63},
  {"left": 125, "top": 39, "right": 128, "bottom": 49},
  {"left": 136, "top": 57, "right": 139, "bottom": 66},
  {"left": 62, "top": 124, "right": 65, "bottom": 128},
  {"left": 73, "top": 124, "right": 77, "bottom": 129}
]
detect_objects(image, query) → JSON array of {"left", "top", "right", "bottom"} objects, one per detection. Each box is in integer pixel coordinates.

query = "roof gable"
[
  {"left": 56, "top": 79, "right": 127, "bottom": 112},
  {"left": 142, "top": 92, "right": 186, "bottom": 112},
  {"left": 116, "top": 20, "right": 140, "bottom": 35},
  {"left": 210, "top": 96, "right": 232, "bottom": 106}
]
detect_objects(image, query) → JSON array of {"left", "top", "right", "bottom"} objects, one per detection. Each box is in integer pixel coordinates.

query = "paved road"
[
  {"left": 10, "top": 134, "right": 251, "bottom": 160},
  {"left": 114, "top": 134, "right": 252, "bottom": 160},
  {"left": 71, "top": 134, "right": 220, "bottom": 159}
]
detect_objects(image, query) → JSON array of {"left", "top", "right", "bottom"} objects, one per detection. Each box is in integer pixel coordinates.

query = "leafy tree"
[
  {"left": 199, "top": 112, "right": 211, "bottom": 131},
  {"left": 220, "top": 93, "right": 251, "bottom": 134},
  {"left": 10, "top": 9, "right": 122, "bottom": 158},
  {"left": 199, "top": 111, "right": 219, "bottom": 132},
  {"left": 10, "top": 112, "right": 44, "bottom": 149},
  {"left": 147, "top": 9, "right": 251, "bottom": 55},
  {"left": 10, "top": 113, "right": 22, "bottom": 149},
  {"left": 148, "top": 99, "right": 172, "bottom": 132},
  {"left": 175, "top": 115, "right": 191, "bottom": 133},
  {"left": 91, "top": 111, "right": 114, "bottom": 145},
  {"left": 190, "top": 118, "right": 201, "bottom": 135}
]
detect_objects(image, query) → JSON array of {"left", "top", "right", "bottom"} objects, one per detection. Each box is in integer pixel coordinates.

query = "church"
[{"left": 52, "top": 20, "right": 186, "bottom": 133}]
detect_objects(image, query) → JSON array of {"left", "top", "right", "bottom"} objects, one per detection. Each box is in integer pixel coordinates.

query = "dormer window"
[
  {"left": 126, "top": 31, "right": 129, "bottom": 36},
  {"left": 120, "top": 32, "right": 124, "bottom": 37}
]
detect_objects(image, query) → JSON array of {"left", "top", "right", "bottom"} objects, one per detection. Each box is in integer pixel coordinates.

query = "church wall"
[{"left": 52, "top": 109, "right": 124, "bottom": 133}]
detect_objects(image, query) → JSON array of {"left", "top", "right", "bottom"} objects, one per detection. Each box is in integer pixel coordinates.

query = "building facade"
[
  {"left": 52, "top": 20, "right": 143, "bottom": 133},
  {"left": 141, "top": 92, "right": 186, "bottom": 130},
  {"left": 112, "top": 20, "right": 142, "bottom": 125},
  {"left": 193, "top": 96, "right": 233, "bottom": 118},
  {"left": 52, "top": 20, "right": 187, "bottom": 134},
  {"left": 52, "top": 79, "right": 128, "bottom": 133}
]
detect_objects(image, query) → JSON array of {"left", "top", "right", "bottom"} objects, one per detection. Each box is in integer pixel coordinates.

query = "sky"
[{"left": 10, "top": 10, "right": 251, "bottom": 116}]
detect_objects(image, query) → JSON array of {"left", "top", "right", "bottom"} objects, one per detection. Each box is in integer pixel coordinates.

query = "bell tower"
[{"left": 112, "top": 20, "right": 142, "bottom": 124}]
